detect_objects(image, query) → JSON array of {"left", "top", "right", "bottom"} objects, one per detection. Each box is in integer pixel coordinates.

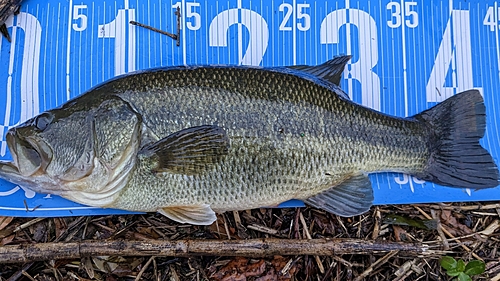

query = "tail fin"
[{"left": 414, "top": 90, "right": 499, "bottom": 189}]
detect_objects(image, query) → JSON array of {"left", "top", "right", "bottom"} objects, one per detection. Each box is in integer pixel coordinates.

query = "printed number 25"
[{"left": 279, "top": 3, "right": 310, "bottom": 31}]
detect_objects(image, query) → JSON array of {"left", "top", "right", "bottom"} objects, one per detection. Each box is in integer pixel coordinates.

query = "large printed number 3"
[
  {"left": 208, "top": 9, "right": 269, "bottom": 66},
  {"left": 320, "top": 9, "right": 381, "bottom": 110}
]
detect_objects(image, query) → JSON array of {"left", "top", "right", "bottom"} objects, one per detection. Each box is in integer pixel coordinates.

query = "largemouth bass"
[{"left": 0, "top": 56, "right": 498, "bottom": 225}]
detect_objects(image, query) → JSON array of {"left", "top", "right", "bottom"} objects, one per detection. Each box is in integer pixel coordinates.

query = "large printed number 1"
[
  {"left": 208, "top": 9, "right": 268, "bottom": 65},
  {"left": 98, "top": 8, "right": 136, "bottom": 76},
  {"left": 319, "top": 9, "right": 381, "bottom": 110}
]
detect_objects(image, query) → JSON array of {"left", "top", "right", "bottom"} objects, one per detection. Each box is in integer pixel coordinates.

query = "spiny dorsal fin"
[
  {"left": 140, "top": 125, "right": 230, "bottom": 175},
  {"left": 158, "top": 205, "right": 217, "bottom": 225},
  {"left": 305, "top": 173, "right": 374, "bottom": 217},
  {"left": 287, "top": 55, "right": 351, "bottom": 86}
]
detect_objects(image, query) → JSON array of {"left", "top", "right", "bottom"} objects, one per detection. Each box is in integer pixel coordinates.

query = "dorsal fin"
[{"left": 287, "top": 55, "right": 351, "bottom": 86}]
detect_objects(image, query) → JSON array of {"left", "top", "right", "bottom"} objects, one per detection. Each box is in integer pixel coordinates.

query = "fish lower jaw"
[{"left": 59, "top": 171, "right": 133, "bottom": 208}]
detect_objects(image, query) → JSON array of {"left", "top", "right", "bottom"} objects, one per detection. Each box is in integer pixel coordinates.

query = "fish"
[
  {"left": 0, "top": 0, "right": 22, "bottom": 42},
  {"left": 0, "top": 56, "right": 498, "bottom": 225}
]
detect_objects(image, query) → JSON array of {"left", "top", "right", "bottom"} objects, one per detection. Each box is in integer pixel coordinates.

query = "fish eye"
[{"left": 34, "top": 113, "right": 54, "bottom": 131}]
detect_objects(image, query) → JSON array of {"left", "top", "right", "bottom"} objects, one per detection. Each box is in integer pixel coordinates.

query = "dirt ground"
[{"left": 0, "top": 201, "right": 499, "bottom": 281}]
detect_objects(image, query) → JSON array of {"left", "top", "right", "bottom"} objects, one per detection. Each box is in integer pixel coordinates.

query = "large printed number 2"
[
  {"left": 320, "top": 9, "right": 381, "bottom": 110},
  {"left": 208, "top": 9, "right": 268, "bottom": 66}
]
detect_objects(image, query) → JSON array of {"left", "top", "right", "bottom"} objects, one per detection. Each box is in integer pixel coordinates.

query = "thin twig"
[
  {"left": 135, "top": 256, "right": 155, "bottom": 281},
  {"left": 13, "top": 218, "right": 45, "bottom": 233},
  {"left": 129, "top": 21, "right": 178, "bottom": 40},
  {"left": 353, "top": 250, "right": 399, "bottom": 281},
  {"left": 299, "top": 211, "right": 325, "bottom": 274}
]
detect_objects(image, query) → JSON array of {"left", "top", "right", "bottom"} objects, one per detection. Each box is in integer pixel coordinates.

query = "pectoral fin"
[
  {"left": 140, "top": 125, "right": 230, "bottom": 175},
  {"left": 305, "top": 174, "right": 374, "bottom": 217},
  {"left": 158, "top": 205, "right": 217, "bottom": 225}
]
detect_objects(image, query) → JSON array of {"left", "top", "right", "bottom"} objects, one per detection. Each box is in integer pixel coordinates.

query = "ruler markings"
[
  {"left": 496, "top": 2, "right": 500, "bottom": 85},
  {"left": 101, "top": 3, "right": 105, "bottom": 82},
  {"left": 205, "top": 1, "right": 208, "bottom": 64},
  {"left": 90, "top": 1, "right": 94, "bottom": 87},
  {"left": 55, "top": 3, "right": 61, "bottom": 105},
  {"left": 43, "top": 3, "right": 49, "bottom": 110},
  {"left": 478, "top": 4, "right": 494, "bottom": 161},
  {"left": 292, "top": 0, "right": 296, "bottom": 65},
  {"left": 489, "top": 2, "right": 500, "bottom": 158},
  {"left": 182, "top": 0, "right": 186, "bottom": 64},
  {"left": 66, "top": 0, "right": 73, "bottom": 101}
]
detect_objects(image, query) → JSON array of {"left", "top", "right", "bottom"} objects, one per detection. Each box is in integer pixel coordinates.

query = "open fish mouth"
[{"left": 5, "top": 130, "right": 52, "bottom": 177}]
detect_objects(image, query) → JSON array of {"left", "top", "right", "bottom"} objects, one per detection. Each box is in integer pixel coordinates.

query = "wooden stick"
[{"left": 0, "top": 238, "right": 443, "bottom": 264}]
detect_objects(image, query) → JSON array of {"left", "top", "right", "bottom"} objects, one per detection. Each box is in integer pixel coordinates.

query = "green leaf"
[
  {"left": 456, "top": 272, "right": 472, "bottom": 281},
  {"left": 446, "top": 268, "right": 462, "bottom": 277},
  {"left": 464, "top": 260, "right": 486, "bottom": 276},
  {"left": 456, "top": 259, "right": 466, "bottom": 272},
  {"left": 441, "top": 256, "right": 457, "bottom": 270}
]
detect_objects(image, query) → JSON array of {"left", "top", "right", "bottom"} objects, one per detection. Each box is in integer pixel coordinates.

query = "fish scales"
[{"left": 104, "top": 66, "right": 428, "bottom": 211}]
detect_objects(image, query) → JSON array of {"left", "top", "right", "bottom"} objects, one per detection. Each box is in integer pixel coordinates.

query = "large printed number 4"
[{"left": 426, "top": 10, "right": 477, "bottom": 103}]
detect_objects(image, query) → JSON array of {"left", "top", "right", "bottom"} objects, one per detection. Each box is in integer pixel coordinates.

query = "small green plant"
[{"left": 440, "top": 256, "right": 486, "bottom": 281}]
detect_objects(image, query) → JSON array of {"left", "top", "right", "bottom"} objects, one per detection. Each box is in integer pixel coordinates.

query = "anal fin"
[
  {"left": 305, "top": 174, "right": 374, "bottom": 217},
  {"left": 158, "top": 204, "right": 217, "bottom": 225}
]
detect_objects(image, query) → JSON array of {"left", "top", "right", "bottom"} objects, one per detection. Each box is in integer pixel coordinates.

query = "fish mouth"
[{"left": 6, "top": 130, "right": 53, "bottom": 177}]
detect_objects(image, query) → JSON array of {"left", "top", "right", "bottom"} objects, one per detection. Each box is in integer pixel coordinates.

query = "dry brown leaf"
[
  {"left": 440, "top": 210, "right": 473, "bottom": 236},
  {"left": 33, "top": 221, "right": 47, "bottom": 242},
  {"left": 392, "top": 225, "right": 410, "bottom": 242},
  {"left": 270, "top": 256, "right": 297, "bottom": 280},
  {"left": 54, "top": 218, "right": 64, "bottom": 238},
  {"left": 135, "top": 226, "right": 161, "bottom": 239},
  {"left": 313, "top": 214, "right": 335, "bottom": 236},
  {"left": 212, "top": 257, "right": 266, "bottom": 281},
  {"left": 0, "top": 216, "right": 13, "bottom": 231},
  {"left": 0, "top": 233, "right": 14, "bottom": 246}
]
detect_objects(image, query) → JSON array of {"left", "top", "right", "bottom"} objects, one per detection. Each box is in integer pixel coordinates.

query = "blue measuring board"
[{"left": 0, "top": 0, "right": 499, "bottom": 217}]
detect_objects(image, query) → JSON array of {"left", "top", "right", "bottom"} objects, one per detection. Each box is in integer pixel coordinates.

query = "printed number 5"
[
  {"left": 173, "top": 2, "right": 201, "bottom": 31},
  {"left": 72, "top": 5, "right": 87, "bottom": 31}
]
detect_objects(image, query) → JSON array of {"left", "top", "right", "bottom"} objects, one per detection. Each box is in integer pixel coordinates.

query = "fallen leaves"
[
  {"left": 0, "top": 216, "right": 14, "bottom": 246},
  {"left": 440, "top": 210, "right": 473, "bottom": 236},
  {"left": 209, "top": 256, "right": 298, "bottom": 281}
]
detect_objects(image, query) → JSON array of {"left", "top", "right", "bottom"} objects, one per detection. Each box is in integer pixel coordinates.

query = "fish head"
[
  {"left": 1, "top": 108, "right": 97, "bottom": 193},
  {"left": 0, "top": 97, "right": 142, "bottom": 206}
]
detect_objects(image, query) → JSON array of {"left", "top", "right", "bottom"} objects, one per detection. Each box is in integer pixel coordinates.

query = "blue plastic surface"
[{"left": 0, "top": 0, "right": 498, "bottom": 217}]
